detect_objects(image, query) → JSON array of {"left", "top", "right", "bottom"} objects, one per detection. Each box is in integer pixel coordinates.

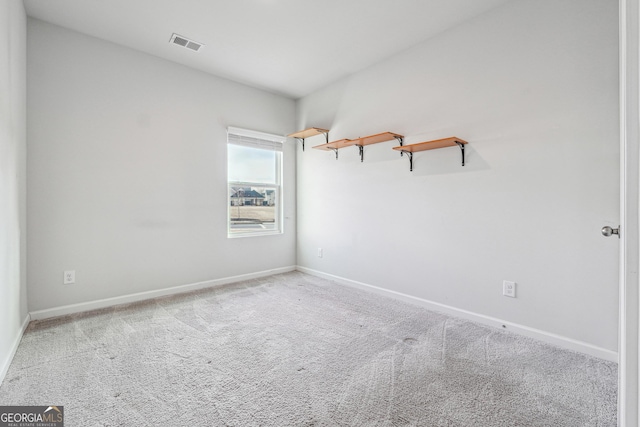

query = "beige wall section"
[
  {"left": 296, "top": 0, "right": 620, "bottom": 352},
  {"left": 27, "top": 19, "right": 296, "bottom": 312},
  {"left": 0, "top": 0, "right": 28, "bottom": 379}
]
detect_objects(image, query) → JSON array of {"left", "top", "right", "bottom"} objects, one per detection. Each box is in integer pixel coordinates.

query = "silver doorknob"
[{"left": 601, "top": 226, "right": 620, "bottom": 238}]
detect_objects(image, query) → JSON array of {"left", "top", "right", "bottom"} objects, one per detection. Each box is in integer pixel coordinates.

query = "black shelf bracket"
[
  {"left": 400, "top": 151, "right": 414, "bottom": 171},
  {"left": 330, "top": 148, "right": 339, "bottom": 160},
  {"left": 295, "top": 130, "right": 328, "bottom": 152},
  {"left": 395, "top": 136, "right": 405, "bottom": 157},
  {"left": 357, "top": 136, "right": 403, "bottom": 162},
  {"left": 455, "top": 141, "right": 466, "bottom": 166}
]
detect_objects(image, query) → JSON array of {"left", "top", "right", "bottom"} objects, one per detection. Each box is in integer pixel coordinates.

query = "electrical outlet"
[
  {"left": 64, "top": 270, "right": 75, "bottom": 285},
  {"left": 503, "top": 280, "right": 516, "bottom": 298},
  {"left": 317, "top": 248, "right": 323, "bottom": 258}
]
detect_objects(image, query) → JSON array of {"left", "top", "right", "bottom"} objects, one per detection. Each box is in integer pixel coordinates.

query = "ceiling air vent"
[{"left": 169, "top": 33, "right": 204, "bottom": 52}]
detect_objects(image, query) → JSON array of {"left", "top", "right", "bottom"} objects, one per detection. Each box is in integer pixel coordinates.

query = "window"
[{"left": 227, "top": 127, "right": 283, "bottom": 237}]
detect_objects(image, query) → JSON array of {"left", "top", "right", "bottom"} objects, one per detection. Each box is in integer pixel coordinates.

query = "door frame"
[{"left": 619, "top": 0, "right": 639, "bottom": 425}]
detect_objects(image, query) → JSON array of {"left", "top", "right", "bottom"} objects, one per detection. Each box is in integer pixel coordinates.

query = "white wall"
[
  {"left": 27, "top": 19, "right": 296, "bottom": 312},
  {"left": 0, "top": 0, "right": 28, "bottom": 379},
  {"left": 620, "top": 0, "right": 640, "bottom": 421},
  {"left": 296, "top": 0, "right": 620, "bottom": 352}
]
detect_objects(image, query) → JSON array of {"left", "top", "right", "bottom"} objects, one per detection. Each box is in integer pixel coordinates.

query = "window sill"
[{"left": 227, "top": 230, "right": 283, "bottom": 239}]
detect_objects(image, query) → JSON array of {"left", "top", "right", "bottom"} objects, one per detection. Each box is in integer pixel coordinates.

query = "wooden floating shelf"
[
  {"left": 313, "top": 139, "right": 353, "bottom": 150},
  {"left": 288, "top": 127, "right": 329, "bottom": 139},
  {"left": 313, "top": 131, "right": 404, "bottom": 161},
  {"left": 392, "top": 136, "right": 467, "bottom": 152},
  {"left": 352, "top": 132, "right": 404, "bottom": 147},
  {"left": 312, "top": 139, "right": 353, "bottom": 159},
  {"left": 352, "top": 132, "right": 404, "bottom": 162},
  {"left": 392, "top": 137, "right": 468, "bottom": 171},
  {"left": 288, "top": 127, "right": 329, "bottom": 151}
]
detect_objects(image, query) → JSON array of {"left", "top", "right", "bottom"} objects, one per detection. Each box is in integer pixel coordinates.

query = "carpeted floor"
[{"left": 0, "top": 271, "right": 617, "bottom": 426}]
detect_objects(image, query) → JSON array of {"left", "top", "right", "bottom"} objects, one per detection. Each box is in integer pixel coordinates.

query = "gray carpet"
[{"left": 0, "top": 271, "right": 617, "bottom": 426}]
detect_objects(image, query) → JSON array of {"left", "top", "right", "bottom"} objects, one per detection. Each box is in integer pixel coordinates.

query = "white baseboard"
[
  {"left": 0, "top": 314, "right": 30, "bottom": 386},
  {"left": 297, "top": 266, "right": 618, "bottom": 363},
  {"left": 26, "top": 265, "right": 617, "bottom": 363},
  {"left": 29, "top": 266, "right": 297, "bottom": 321}
]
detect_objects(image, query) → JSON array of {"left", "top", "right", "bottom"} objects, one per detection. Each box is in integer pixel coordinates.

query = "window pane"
[
  {"left": 229, "top": 185, "right": 278, "bottom": 234},
  {"left": 227, "top": 127, "right": 282, "bottom": 237},
  {"left": 228, "top": 144, "right": 277, "bottom": 184}
]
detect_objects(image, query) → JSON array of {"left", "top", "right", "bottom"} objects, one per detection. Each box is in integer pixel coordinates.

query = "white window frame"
[{"left": 227, "top": 127, "right": 284, "bottom": 238}]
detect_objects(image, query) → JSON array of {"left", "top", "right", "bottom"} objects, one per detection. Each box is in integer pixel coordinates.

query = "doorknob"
[{"left": 601, "top": 225, "right": 620, "bottom": 238}]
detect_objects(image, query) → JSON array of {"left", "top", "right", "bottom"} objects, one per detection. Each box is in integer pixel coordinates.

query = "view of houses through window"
[
  {"left": 229, "top": 185, "right": 277, "bottom": 231},
  {"left": 227, "top": 128, "right": 283, "bottom": 236}
]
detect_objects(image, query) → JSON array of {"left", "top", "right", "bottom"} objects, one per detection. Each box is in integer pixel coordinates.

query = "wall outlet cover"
[
  {"left": 64, "top": 270, "right": 76, "bottom": 285},
  {"left": 503, "top": 280, "right": 516, "bottom": 298}
]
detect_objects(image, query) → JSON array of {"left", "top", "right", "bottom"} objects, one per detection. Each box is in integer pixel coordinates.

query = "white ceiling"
[{"left": 23, "top": 0, "right": 512, "bottom": 99}]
